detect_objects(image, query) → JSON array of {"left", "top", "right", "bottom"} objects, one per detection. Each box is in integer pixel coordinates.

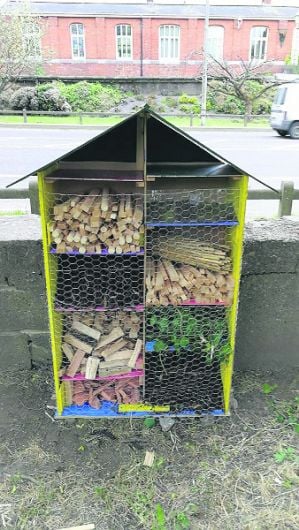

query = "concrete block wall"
[
  {"left": 0, "top": 216, "right": 298, "bottom": 371},
  {"left": 0, "top": 217, "right": 49, "bottom": 369}
]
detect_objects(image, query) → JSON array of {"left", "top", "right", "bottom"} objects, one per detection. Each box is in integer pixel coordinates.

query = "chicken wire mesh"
[
  {"left": 45, "top": 186, "right": 237, "bottom": 414},
  {"left": 144, "top": 306, "right": 230, "bottom": 411},
  {"left": 54, "top": 254, "right": 144, "bottom": 311},
  {"left": 146, "top": 188, "right": 239, "bottom": 225},
  {"left": 59, "top": 310, "right": 144, "bottom": 409},
  {"left": 145, "top": 226, "right": 234, "bottom": 306},
  {"left": 46, "top": 190, "right": 144, "bottom": 255},
  {"left": 142, "top": 188, "right": 235, "bottom": 411}
]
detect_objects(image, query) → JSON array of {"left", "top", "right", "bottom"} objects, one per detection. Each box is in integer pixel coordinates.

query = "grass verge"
[{"left": 0, "top": 114, "right": 270, "bottom": 128}]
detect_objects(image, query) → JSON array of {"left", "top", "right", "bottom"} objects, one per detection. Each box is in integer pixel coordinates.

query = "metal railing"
[
  {"left": 0, "top": 109, "right": 270, "bottom": 127},
  {"left": 0, "top": 180, "right": 298, "bottom": 217}
]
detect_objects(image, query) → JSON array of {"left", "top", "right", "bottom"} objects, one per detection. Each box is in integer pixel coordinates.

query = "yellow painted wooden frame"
[
  {"left": 221, "top": 176, "right": 248, "bottom": 413},
  {"left": 38, "top": 173, "right": 64, "bottom": 414}
]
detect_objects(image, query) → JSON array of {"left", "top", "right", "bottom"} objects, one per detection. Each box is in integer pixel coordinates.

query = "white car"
[{"left": 270, "top": 82, "right": 299, "bottom": 139}]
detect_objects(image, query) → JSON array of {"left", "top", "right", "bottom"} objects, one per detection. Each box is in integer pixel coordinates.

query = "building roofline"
[{"left": 4, "top": 1, "right": 299, "bottom": 21}]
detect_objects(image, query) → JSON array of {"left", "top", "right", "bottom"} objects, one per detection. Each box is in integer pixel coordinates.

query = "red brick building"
[{"left": 10, "top": 1, "right": 299, "bottom": 78}]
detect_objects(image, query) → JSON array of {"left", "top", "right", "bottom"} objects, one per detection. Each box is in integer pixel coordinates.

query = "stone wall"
[{"left": 0, "top": 216, "right": 298, "bottom": 371}]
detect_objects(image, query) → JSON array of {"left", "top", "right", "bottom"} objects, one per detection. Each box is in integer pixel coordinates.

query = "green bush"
[
  {"left": 207, "top": 80, "right": 274, "bottom": 115},
  {"left": 10, "top": 84, "right": 71, "bottom": 111},
  {"left": 57, "top": 81, "right": 123, "bottom": 112},
  {"left": 10, "top": 86, "right": 39, "bottom": 110},
  {"left": 207, "top": 91, "right": 245, "bottom": 114},
  {"left": 162, "top": 96, "right": 178, "bottom": 108},
  {"left": 179, "top": 93, "right": 199, "bottom": 105},
  {"left": 36, "top": 83, "right": 71, "bottom": 112}
]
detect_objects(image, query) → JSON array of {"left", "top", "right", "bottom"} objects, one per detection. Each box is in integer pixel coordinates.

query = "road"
[{"left": 0, "top": 126, "right": 298, "bottom": 217}]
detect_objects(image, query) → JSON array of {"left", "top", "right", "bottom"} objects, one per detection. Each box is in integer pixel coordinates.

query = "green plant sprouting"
[{"left": 149, "top": 309, "right": 231, "bottom": 364}]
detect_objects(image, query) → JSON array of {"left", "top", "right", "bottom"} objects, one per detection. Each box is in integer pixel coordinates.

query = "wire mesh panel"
[
  {"left": 146, "top": 188, "right": 239, "bottom": 225},
  {"left": 46, "top": 190, "right": 144, "bottom": 255},
  {"left": 144, "top": 307, "right": 230, "bottom": 411},
  {"left": 146, "top": 227, "right": 234, "bottom": 306},
  {"left": 54, "top": 255, "right": 144, "bottom": 310},
  {"left": 144, "top": 188, "right": 236, "bottom": 412},
  {"left": 59, "top": 310, "right": 144, "bottom": 409}
]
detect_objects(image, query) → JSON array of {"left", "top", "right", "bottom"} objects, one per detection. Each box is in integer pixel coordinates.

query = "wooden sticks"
[
  {"left": 61, "top": 311, "right": 143, "bottom": 378},
  {"left": 152, "top": 238, "right": 232, "bottom": 273},
  {"left": 146, "top": 259, "right": 234, "bottom": 306},
  {"left": 50, "top": 190, "right": 144, "bottom": 254}
]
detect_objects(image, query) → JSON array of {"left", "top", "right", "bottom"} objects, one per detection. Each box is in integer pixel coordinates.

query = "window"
[
  {"left": 250, "top": 26, "right": 268, "bottom": 60},
  {"left": 274, "top": 87, "right": 287, "bottom": 105},
  {"left": 159, "top": 25, "right": 180, "bottom": 61},
  {"left": 70, "top": 23, "right": 85, "bottom": 59},
  {"left": 206, "top": 26, "right": 224, "bottom": 61},
  {"left": 23, "top": 20, "right": 41, "bottom": 58},
  {"left": 116, "top": 24, "right": 132, "bottom": 59}
]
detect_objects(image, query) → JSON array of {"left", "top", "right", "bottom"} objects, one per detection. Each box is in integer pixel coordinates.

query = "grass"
[
  {"left": 0, "top": 369, "right": 298, "bottom": 529},
  {"left": 0, "top": 114, "right": 270, "bottom": 128},
  {"left": 0, "top": 210, "right": 27, "bottom": 216}
]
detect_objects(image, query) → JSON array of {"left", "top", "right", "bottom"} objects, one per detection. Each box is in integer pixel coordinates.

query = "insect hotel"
[{"left": 10, "top": 107, "right": 250, "bottom": 418}]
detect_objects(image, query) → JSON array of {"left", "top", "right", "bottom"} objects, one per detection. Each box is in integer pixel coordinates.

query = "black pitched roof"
[
  {"left": 7, "top": 106, "right": 276, "bottom": 191},
  {"left": 5, "top": 1, "right": 299, "bottom": 20}
]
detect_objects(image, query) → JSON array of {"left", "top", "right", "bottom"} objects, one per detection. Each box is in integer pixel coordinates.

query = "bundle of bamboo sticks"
[
  {"left": 152, "top": 238, "right": 232, "bottom": 273},
  {"left": 146, "top": 259, "right": 234, "bottom": 306},
  {"left": 60, "top": 311, "right": 143, "bottom": 378},
  {"left": 49, "top": 189, "right": 144, "bottom": 254}
]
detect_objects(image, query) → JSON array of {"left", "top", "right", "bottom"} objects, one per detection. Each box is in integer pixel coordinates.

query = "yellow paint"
[
  {"left": 221, "top": 176, "right": 248, "bottom": 413},
  {"left": 38, "top": 173, "right": 64, "bottom": 414},
  {"left": 119, "top": 404, "right": 170, "bottom": 413}
]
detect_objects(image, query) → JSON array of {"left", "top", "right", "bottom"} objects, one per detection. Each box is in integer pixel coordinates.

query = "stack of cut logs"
[
  {"left": 49, "top": 189, "right": 144, "bottom": 254},
  {"left": 60, "top": 311, "right": 143, "bottom": 379},
  {"left": 65, "top": 378, "right": 140, "bottom": 408},
  {"left": 146, "top": 259, "right": 234, "bottom": 306}
]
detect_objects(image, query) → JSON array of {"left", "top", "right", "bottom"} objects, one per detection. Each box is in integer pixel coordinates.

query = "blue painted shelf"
[
  {"left": 146, "top": 221, "right": 238, "bottom": 228},
  {"left": 58, "top": 401, "right": 224, "bottom": 418}
]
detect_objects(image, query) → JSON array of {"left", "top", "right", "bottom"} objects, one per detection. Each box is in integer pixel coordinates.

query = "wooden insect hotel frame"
[{"left": 9, "top": 107, "right": 251, "bottom": 418}]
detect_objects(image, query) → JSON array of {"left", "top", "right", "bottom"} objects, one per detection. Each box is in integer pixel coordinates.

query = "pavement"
[{"left": 0, "top": 126, "right": 298, "bottom": 217}]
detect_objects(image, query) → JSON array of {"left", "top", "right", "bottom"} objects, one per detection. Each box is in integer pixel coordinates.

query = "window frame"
[
  {"left": 70, "top": 22, "right": 86, "bottom": 60},
  {"left": 206, "top": 25, "right": 224, "bottom": 61},
  {"left": 249, "top": 26, "right": 269, "bottom": 61},
  {"left": 115, "top": 24, "right": 133, "bottom": 60},
  {"left": 159, "top": 24, "right": 180, "bottom": 62}
]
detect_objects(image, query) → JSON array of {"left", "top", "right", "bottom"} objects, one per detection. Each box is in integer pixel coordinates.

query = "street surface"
[{"left": 0, "top": 126, "right": 298, "bottom": 217}]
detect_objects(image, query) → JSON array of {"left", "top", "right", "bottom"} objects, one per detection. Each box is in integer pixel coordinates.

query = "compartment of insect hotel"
[{"left": 34, "top": 107, "right": 249, "bottom": 417}]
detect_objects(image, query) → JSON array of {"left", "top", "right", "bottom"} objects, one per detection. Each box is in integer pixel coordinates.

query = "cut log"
[
  {"left": 95, "top": 327, "right": 125, "bottom": 351},
  {"left": 85, "top": 357, "right": 99, "bottom": 379},
  {"left": 71, "top": 321, "right": 101, "bottom": 341},
  {"left": 128, "top": 339, "right": 143, "bottom": 369},
  {"left": 99, "top": 338, "right": 129, "bottom": 359},
  {"left": 143, "top": 451, "right": 155, "bottom": 467},
  {"left": 62, "top": 343, "right": 74, "bottom": 362},
  {"left": 106, "top": 350, "right": 133, "bottom": 362},
  {"left": 64, "top": 334, "right": 93, "bottom": 354},
  {"left": 66, "top": 349, "right": 86, "bottom": 377},
  {"left": 80, "top": 190, "right": 99, "bottom": 213}
]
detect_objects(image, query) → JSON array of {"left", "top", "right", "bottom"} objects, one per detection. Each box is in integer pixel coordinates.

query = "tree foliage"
[
  {"left": 207, "top": 58, "right": 283, "bottom": 115},
  {"left": 0, "top": 1, "right": 43, "bottom": 93}
]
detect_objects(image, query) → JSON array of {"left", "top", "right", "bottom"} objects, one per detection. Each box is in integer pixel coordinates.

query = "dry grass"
[{"left": 0, "top": 370, "right": 298, "bottom": 529}]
